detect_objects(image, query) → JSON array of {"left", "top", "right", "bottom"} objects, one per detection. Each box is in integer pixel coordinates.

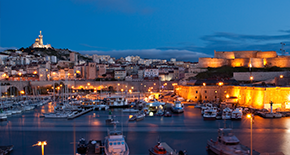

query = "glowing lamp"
[
  {"left": 226, "top": 94, "right": 229, "bottom": 98},
  {"left": 218, "top": 82, "right": 223, "bottom": 86},
  {"left": 247, "top": 114, "right": 252, "bottom": 118},
  {"left": 250, "top": 76, "right": 254, "bottom": 80},
  {"left": 280, "top": 75, "right": 283, "bottom": 78},
  {"left": 203, "top": 83, "right": 206, "bottom": 86}
]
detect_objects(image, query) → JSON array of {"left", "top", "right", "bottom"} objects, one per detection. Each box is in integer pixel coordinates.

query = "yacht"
[
  {"left": 171, "top": 101, "right": 184, "bottom": 113},
  {"left": 105, "top": 96, "right": 130, "bottom": 108},
  {"left": 203, "top": 107, "right": 217, "bottom": 120},
  {"left": 207, "top": 128, "right": 250, "bottom": 155},
  {"left": 231, "top": 108, "right": 243, "bottom": 120},
  {"left": 222, "top": 107, "right": 232, "bottom": 120},
  {"left": 201, "top": 103, "right": 213, "bottom": 115},
  {"left": 104, "top": 121, "right": 129, "bottom": 155}
]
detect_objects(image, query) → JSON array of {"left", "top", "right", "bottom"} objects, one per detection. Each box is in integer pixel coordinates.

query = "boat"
[
  {"left": 203, "top": 107, "right": 217, "bottom": 120},
  {"left": 104, "top": 121, "right": 129, "bottom": 155},
  {"left": 128, "top": 115, "right": 136, "bottom": 121},
  {"left": 122, "top": 108, "right": 139, "bottom": 113},
  {"left": 0, "top": 114, "right": 7, "bottom": 121},
  {"left": 76, "top": 138, "right": 87, "bottom": 154},
  {"left": 149, "top": 141, "right": 187, "bottom": 155},
  {"left": 222, "top": 107, "right": 232, "bottom": 120},
  {"left": 164, "top": 111, "right": 172, "bottom": 117},
  {"left": 136, "top": 113, "right": 145, "bottom": 121},
  {"left": 105, "top": 96, "right": 130, "bottom": 108},
  {"left": 149, "top": 142, "right": 170, "bottom": 155},
  {"left": 231, "top": 108, "right": 243, "bottom": 120},
  {"left": 0, "top": 145, "right": 14, "bottom": 155},
  {"left": 201, "top": 103, "right": 213, "bottom": 115},
  {"left": 171, "top": 101, "right": 184, "bottom": 113},
  {"left": 207, "top": 128, "right": 250, "bottom": 155}
]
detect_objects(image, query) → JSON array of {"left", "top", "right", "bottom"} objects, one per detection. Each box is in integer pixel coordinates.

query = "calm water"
[{"left": 0, "top": 103, "right": 289, "bottom": 155}]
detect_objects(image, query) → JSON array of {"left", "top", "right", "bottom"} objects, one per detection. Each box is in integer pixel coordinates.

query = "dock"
[
  {"left": 68, "top": 108, "right": 93, "bottom": 120},
  {"left": 160, "top": 142, "right": 177, "bottom": 155}
]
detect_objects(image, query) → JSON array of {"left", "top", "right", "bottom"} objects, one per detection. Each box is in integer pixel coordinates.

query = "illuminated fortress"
[{"left": 198, "top": 50, "right": 290, "bottom": 68}]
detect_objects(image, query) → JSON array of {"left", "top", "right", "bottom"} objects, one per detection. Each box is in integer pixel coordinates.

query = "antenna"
[{"left": 280, "top": 42, "right": 286, "bottom": 56}]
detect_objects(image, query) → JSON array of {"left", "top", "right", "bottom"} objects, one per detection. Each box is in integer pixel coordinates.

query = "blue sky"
[{"left": 1, "top": 0, "right": 290, "bottom": 61}]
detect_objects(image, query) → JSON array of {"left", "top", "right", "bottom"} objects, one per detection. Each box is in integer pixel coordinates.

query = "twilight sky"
[{"left": 1, "top": 0, "right": 290, "bottom": 61}]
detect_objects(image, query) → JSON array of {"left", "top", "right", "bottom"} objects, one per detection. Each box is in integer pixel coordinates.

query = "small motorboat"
[
  {"left": 136, "top": 113, "right": 145, "bottom": 121},
  {"left": 76, "top": 138, "right": 87, "bottom": 154},
  {"left": 128, "top": 115, "right": 137, "bottom": 121},
  {"left": 149, "top": 142, "right": 187, "bottom": 155},
  {"left": 164, "top": 111, "right": 172, "bottom": 117}
]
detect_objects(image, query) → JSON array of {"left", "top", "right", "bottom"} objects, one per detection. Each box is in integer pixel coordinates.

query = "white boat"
[
  {"left": 136, "top": 113, "right": 145, "bottom": 121},
  {"left": 44, "top": 112, "right": 69, "bottom": 119},
  {"left": 201, "top": 103, "right": 213, "bottom": 115},
  {"left": 203, "top": 107, "right": 217, "bottom": 120},
  {"left": 231, "top": 108, "right": 243, "bottom": 120},
  {"left": 207, "top": 128, "right": 250, "bottom": 155},
  {"left": 122, "top": 109, "right": 139, "bottom": 113},
  {"left": 0, "top": 113, "right": 7, "bottom": 121},
  {"left": 104, "top": 121, "right": 129, "bottom": 155},
  {"left": 222, "top": 107, "right": 232, "bottom": 120},
  {"left": 171, "top": 101, "right": 184, "bottom": 113}
]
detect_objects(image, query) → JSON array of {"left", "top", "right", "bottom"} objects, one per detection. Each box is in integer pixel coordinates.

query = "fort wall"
[
  {"left": 256, "top": 51, "right": 277, "bottom": 58},
  {"left": 214, "top": 51, "right": 235, "bottom": 59},
  {"left": 198, "top": 58, "right": 228, "bottom": 68},
  {"left": 175, "top": 85, "right": 290, "bottom": 109},
  {"left": 266, "top": 56, "right": 290, "bottom": 68}
]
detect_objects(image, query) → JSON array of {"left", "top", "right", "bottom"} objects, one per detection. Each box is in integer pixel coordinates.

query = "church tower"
[{"left": 39, "top": 31, "right": 43, "bottom": 45}]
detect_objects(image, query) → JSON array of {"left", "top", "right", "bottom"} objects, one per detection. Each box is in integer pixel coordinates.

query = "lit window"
[{"left": 215, "top": 90, "right": 217, "bottom": 93}]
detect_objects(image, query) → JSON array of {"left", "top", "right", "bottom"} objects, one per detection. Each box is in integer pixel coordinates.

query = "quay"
[{"left": 68, "top": 108, "right": 93, "bottom": 120}]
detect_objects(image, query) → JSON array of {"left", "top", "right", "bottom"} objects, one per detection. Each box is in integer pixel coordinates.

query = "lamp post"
[
  {"left": 33, "top": 141, "right": 47, "bottom": 155},
  {"left": 247, "top": 114, "right": 254, "bottom": 155}
]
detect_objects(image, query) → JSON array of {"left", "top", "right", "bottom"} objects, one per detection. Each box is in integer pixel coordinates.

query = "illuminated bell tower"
[{"left": 39, "top": 31, "right": 43, "bottom": 45}]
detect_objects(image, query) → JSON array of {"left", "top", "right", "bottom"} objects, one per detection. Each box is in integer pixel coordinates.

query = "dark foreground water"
[{"left": 0, "top": 103, "right": 289, "bottom": 155}]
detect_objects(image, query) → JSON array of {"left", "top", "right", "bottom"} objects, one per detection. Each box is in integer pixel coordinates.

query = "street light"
[
  {"left": 33, "top": 141, "right": 47, "bottom": 155},
  {"left": 247, "top": 114, "right": 254, "bottom": 155}
]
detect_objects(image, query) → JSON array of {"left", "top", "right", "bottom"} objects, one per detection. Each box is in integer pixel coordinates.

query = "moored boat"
[
  {"left": 207, "top": 127, "right": 250, "bottom": 155},
  {"left": 231, "top": 108, "right": 243, "bottom": 120},
  {"left": 104, "top": 121, "right": 129, "bottom": 155},
  {"left": 171, "top": 101, "right": 184, "bottom": 113}
]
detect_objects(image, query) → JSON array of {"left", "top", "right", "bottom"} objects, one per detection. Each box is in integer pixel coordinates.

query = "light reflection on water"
[{"left": 1, "top": 105, "right": 290, "bottom": 154}]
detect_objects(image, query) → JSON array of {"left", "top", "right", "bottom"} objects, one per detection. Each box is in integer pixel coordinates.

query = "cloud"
[
  {"left": 0, "top": 46, "right": 18, "bottom": 52},
  {"left": 79, "top": 49, "right": 212, "bottom": 62},
  {"left": 72, "top": 0, "right": 154, "bottom": 14},
  {"left": 80, "top": 43, "right": 108, "bottom": 49},
  {"left": 159, "top": 30, "right": 290, "bottom": 56}
]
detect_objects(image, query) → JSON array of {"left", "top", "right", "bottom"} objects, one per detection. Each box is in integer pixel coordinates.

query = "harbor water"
[{"left": 0, "top": 102, "right": 289, "bottom": 155}]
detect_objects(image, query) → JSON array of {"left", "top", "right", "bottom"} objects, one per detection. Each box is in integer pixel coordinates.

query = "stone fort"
[{"left": 198, "top": 50, "right": 290, "bottom": 68}]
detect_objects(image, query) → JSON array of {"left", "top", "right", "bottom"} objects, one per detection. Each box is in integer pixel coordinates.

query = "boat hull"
[{"left": 203, "top": 117, "right": 216, "bottom": 120}]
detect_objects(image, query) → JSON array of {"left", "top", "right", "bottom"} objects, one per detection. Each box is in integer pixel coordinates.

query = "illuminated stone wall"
[
  {"left": 214, "top": 51, "right": 235, "bottom": 59},
  {"left": 232, "top": 51, "right": 257, "bottom": 58},
  {"left": 233, "top": 71, "right": 285, "bottom": 81},
  {"left": 198, "top": 58, "right": 228, "bottom": 68},
  {"left": 266, "top": 56, "right": 290, "bottom": 67},
  {"left": 256, "top": 51, "right": 277, "bottom": 58},
  {"left": 175, "top": 85, "right": 290, "bottom": 109},
  {"left": 230, "top": 58, "right": 250, "bottom": 67}
]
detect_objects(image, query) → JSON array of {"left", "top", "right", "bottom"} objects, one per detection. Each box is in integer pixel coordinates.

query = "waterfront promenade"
[{"left": 0, "top": 103, "right": 288, "bottom": 155}]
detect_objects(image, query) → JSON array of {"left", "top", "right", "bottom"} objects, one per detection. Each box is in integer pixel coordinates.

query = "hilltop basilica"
[{"left": 31, "top": 31, "right": 51, "bottom": 49}]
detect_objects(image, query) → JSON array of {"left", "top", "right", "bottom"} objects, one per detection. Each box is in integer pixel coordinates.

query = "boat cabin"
[
  {"left": 218, "top": 128, "right": 240, "bottom": 145},
  {"left": 107, "top": 131, "right": 126, "bottom": 153}
]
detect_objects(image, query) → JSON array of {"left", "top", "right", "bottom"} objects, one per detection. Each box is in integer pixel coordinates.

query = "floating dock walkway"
[{"left": 68, "top": 108, "right": 93, "bottom": 120}]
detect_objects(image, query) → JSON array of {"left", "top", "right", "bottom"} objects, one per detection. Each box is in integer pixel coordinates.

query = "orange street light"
[
  {"left": 118, "top": 83, "right": 120, "bottom": 86},
  {"left": 218, "top": 82, "right": 223, "bottom": 86},
  {"left": 250, "top": 76, "right": 254, "bottom": 81},
  {"left": 87, "top": 83, "right": 90, "bottom": 86},
  {"left": 203, "top": 83, "right": 206, "bottom": 86},
  {"left": 121, "top": 89, "right": 124, "bottom": 92},
  {"left": 18, "top": 72, "right": 22, "bottom": 76},
  {"left": 71, "top": 86, "right": 74, "bottom": 89},
  {"left": 129, "top": 89, "right": 132, "bottom": 93},
  {"left": 226, "top": 94, "right": 229, "bottom": 98},
  {"left": 20, "top": 90, "right": 25, "bottom": 95},
  {"left": 33, "top": 71, "right": 37, "bottom": 74},
  {"left": 33, "top": 141, "right": 47, "bottom": 155},
  {"left": 280, "top": 75, "right": 284, "bottom": 78},
  {"left": 131, "top": 87, "right": 134, "bottom": 89}
]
